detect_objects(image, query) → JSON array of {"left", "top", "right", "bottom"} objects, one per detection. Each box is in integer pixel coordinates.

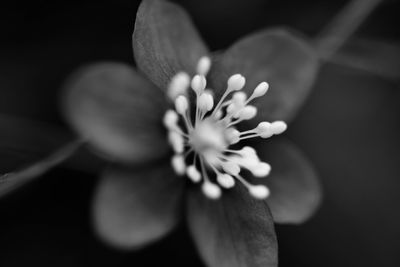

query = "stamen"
[
  {"left": 191, "top": 75, "right": 207, "bottom": 95},
  {"left": 199, "top": 157, "right": 221, "bottom": 199},
  {"left": 175, "top": 95, "right": 189, "bottom": 115},
  {"left": 171, "top": 154, "right": 185, "bottom": 175},
  {"left": 186, "top": 165, "right": 201, "bottom": 183},
  {"left": 167, "top": 72, "right": 190, "bottom": 101},
  {"left": 196, "top": 56, "right": 211, "bottom": 76},
  {"left": 164, "top": 57, "right": 287, "bottom": 200},
  {"left": 235, "top": 174, "right": 270, "bottom": 199}
]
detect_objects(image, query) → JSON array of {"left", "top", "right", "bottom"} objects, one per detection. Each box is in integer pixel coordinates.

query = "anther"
[
  {"left": 171, "top": 155, "right": 186, "bottom": 175},
  {"left": 175, "top": 95, "right": 189, "bottom": 115},
  {"left": 251, "top": 82, "right": 269, "bottom": 99},
  {"left": 202, "top": 181, "right": 222, "bottom": 199},
  {"left": 227, "top": 74, "right": 246, "bottom": 92},
  {"left": 249, "top": 185, "right": 270, "bottom": 199},
  {"left": 167, "top": 72, "right": 190, "bottom": 101},
  {"left": 186, "top": 165, "right": 201, "bottom": 182},
  {"left": 163, "top": 110, "right": 179, "bottom": 129},
  {"left": 196, "top": 56, "right": 211, "bottom": 76},
  {"left": 217, "top": 173, "right": 235, "bottom": 188},
  {"left": 237, "top": 105, "right": 257, "bottom": 121},
  {"left": 271, "top": 121, "right": 287, "bottom": 134},
  {"left": 168, "top": 131, "right": 184, "bottom": 153},
  {"left": 191, "top": 75, "right": 207, "bottom": 94},
  {"left": 198, "top": 92, "right": 214, "bottom": 112}
]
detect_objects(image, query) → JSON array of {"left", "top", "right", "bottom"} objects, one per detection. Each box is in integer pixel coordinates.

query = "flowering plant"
[{"left": 3, "top": 0, "right": 322, "bottom": 266}]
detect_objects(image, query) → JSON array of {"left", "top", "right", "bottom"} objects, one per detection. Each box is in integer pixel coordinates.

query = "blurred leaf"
[
  {"left": 0, "top": 141, "right": 82, "bottom": 197},
  {"left": 0, "top": 114, "right": 76, "bottom": 197},
  {"left": 0, "top": 114, "right": 72, "bottom": 172},
  {"left": 331, "top": 38, "right": 400, "bottom": 82}
]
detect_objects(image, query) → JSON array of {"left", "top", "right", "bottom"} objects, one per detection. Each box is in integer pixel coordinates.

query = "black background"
[{"left": 0, "top": 0, "right": 399, "bottom": 266}]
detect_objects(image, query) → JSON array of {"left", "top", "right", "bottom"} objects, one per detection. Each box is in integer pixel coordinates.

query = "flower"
[{"left": 62, "top": 0, "right": 322, "bottom": 266}]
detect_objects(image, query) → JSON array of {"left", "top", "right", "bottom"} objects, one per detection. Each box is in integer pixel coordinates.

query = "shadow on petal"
[
  {"left": 209, "top": 28, "right": 319, "bottom": 123},
  {"left": 255, "top": 139, "right": 322, "bottom": 224},
  {"left": 133, "top": 0, "right": 209, "bottom": 90},
  {"left": 93, "top": 162, "right": 184, "bottom": 250},
  {"left": 62, "top": 62, "right": 169, "bottom": 164},
  {"left": 187, "top": 184, "right": 278, "bottom": 267}
]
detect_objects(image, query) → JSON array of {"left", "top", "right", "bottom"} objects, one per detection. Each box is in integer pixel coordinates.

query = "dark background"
[{"left": 0, "top": 0, "right": 399, "bottom": 266}]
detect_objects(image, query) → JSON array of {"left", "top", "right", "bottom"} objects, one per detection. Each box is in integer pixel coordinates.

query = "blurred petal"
[
  {"left": 93, "top": 163, "right": 183, "bottom": 249},
  {"left": 187, "top": 184, "right": 278, "bottom": 267},
  {"left": 255, "top": 139, "right": 322, "bottom": 224},
  {"left": 209, "top": 28, "right": 319, "bottom": 122},
  {"left": 62, "top": 62, "right": 169, "bottom": 164},
  {"left": 133, "top": 0, "right": 209, "bottom": 90}
]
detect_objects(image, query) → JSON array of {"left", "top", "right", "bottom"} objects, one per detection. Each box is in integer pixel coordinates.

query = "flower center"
[{"left": 163, "top": 56, "right": 287, "bottom": 200}]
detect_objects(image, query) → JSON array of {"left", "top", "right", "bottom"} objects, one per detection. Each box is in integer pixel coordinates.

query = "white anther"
[
  {"left": 238, "top": 105, "right": 257, "bottom": 120},
  {"left": 168, "top": 131, "right": 184, "bottom": 153},
  {"left": 191, "top": 75, "right": 207, "bottom": 94},
  {"left": 271, "top": 121, "right": 287, "bottom": 135},
  {"left": 175, "top": 95, "right": 189, "bottom": 115},
  {"left": 221, "top": 161, "right": 240, "bottom": 176},
  {"left": 215, "top": 109, "right": 223, "bottom": 119},
  {"left": 186, "top": 165, "right": 201, "bottom": 182},
  {"left": 252, "top": 82, "right": 269, "bottom": 98},
  {"left": 227, "top": 74, "right": 246, "bottom": 91},
  {"left": 171, "top": 155, "right": 186, "bottom": 175},
  {"left": 252, "top": 162, "right": 271, "bottom": 177},
  {"left": 197, "top": 56, "right": 211, "bottom": 76},
  {"left": 167, "top": 72, "right": 190, "bottom": 101},
  {"left": 163, "top": 110, "right": 179, "bottom": 129},
  {"left": 198, "top": 92, "right": 214, "bottom": 112},
  {"left": 226, "top": 103, "right": 236, "bottom": 115},
  {"left": 256, "top": 122, "right": 273, "bottom": 138},
  {"left": 202, "top": 181, "right": 222, "bottom": 199},
  {"left": 232, "top": 92, "right": 247, "bottom": 105},
  {"left": 237, "top": 156, "right": 259, "bottom": 171},
  {"left": 241, "top": 146, "right": 257, "bottom": 157},
  {"left": 248, "top": 185, "right": 270, "bottom": 199},
  {"left": 226, "top": 128, "right": 240, "bottom": 144},
  {"left": 217, "top": 173, "right": 235, "bottom": 188}
]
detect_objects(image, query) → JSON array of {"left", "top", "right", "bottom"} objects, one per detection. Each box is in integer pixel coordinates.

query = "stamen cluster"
[{"left": 163, "top": 57, "right": 287, "bottom": 199}]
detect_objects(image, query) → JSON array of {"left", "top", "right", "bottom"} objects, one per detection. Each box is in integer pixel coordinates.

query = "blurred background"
[{"left": 0, "top": 0, "right": 399, "bottom": 266}]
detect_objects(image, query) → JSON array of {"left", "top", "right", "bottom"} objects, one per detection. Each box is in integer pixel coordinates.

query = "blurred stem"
[
  {"left": 0, "top": 139, "right": 84, "bottom": 197},
  {"left": 315, "top": 0, "right": 383, "bottom": 60}
]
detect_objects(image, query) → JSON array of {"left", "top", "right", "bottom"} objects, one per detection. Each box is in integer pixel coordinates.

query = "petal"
[
  {"left": 187, "top": 184, "right": 278, "bottom": 267},
  {"left": 93, "top": 162, "right": 183, "bottom": 249},
  {"left": 209, "top": 28, "right": 319, "bottom": 122},
  {"left": 133, "top": 0, "right": 209, "bottom": 90},
  {"left": 256, "top": 139, "right": 322, "bottom": 224},
  {"left": 62, "top": 62, "right": 169, "bottom": 164}
]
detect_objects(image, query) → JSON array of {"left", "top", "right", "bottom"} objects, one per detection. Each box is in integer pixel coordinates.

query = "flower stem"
[
  {"left": 0, "top": 139, "right": 84, "bottom": 197},
  {"left": 315, "top": 0, "right": 383, "bottom": 60}
]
